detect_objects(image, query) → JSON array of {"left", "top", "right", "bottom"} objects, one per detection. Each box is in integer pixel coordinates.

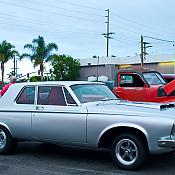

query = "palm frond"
[
  {"left": 46, "top": 43, "right": 58, "bottom": 52},
  {"left": 20, "top": 53, "right": 31, "bottom": 60},
  {"left": 22, "top": 36, "right": 58, "bottom": 74},
  {"left": 0, "top": 40, "right": 19, "bottom": 63},
  {"left": 24, "top": 44, "right": 34, "bottom": 50},
  {"left": 45, "top": 54, "right": 57, "bottom": 63},
  {"left": 11, "top": 50, "right": 20, "bottom": 57},
  {"left": 33, "top": 36, "right": 45, "bottom": 46}
]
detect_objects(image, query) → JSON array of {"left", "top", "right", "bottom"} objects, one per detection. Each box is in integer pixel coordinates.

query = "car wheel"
[
  {"left": 111, "top": 133, "right": 147, "bottom": 170},
  {"left": 0, "top": 127, "right": 17, "bottom": 154}
]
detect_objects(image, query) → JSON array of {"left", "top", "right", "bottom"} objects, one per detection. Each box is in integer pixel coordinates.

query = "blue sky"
[{"left": 0, "top": 0, "right": 175, "bottom": 78}]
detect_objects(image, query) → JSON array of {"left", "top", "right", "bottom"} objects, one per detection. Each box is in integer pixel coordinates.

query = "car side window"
[
  {"left": 120, "top": 75, "right": 133, "bottom": 87},
  {"left": 37, "top": 86, "right": 66, "bottom": 106},
  {"left": 16, "top": 86, "right": 35, "bottom": 104},
  {"left": 63, "top": 87, "right": 76, "bottom": 105},
  {"left": 120, "top": 74, "right": 144, "bottom": 87}
]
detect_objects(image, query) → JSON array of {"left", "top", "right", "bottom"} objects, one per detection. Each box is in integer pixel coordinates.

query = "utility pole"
[
  {"left": 16, "top": 59, "right": 18, "bottom": 76},
  {"left": 143, "top": 42, "right": 152, "bottom": 60},
  {"left": 12, "top": 57, "right": 19, "bottom": 76},
  {"left": 13, "top": 56, "right": 16, "bottom": 76},
  {"left": 97, "top": 56, "right": 99, "bottom": 81},
  {"left": 140, "top": 35, "right": 144, "bottom": 67},
  {"left": 102, "top": 9, "right": 115, "bottom": 57},
  {"left": 106, "top": 9, "right": 109, "bottom": 57},
  {"left": 140, "top": 35, "right": 152, "bottom": 67}
]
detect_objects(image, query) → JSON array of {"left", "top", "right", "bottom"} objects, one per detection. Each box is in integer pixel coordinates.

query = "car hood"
[{"left": 82, "top": 100, "right": 175, "bottom": 119}]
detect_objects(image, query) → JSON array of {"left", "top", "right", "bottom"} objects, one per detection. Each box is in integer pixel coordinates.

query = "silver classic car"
[{"left": 0, "top": 81, "right": 175, "bottom": 170}]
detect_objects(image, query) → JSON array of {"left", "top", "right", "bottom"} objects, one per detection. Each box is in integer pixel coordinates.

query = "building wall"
[
  {"left": 119, "top": 62, "right": 175, "bottom": 74},
  {"left": 80, "top": 64, "right": 117, "bottom": 81},
  {"left": 156, "top": 62, "right": 175, "bottom": 74},
  {"left": 79, "top": 54, "right": 175, "bottom": 81},
  {"left": 80, "top": 62, "right": 175, "bottom": 81},
  {"left": 79, "top": 65, "right": 102, "bottom": 81}
]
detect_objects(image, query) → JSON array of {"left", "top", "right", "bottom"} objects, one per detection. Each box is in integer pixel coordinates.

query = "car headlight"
[{"left": 171, "top": 122, "right": 175, "bottom": 139}]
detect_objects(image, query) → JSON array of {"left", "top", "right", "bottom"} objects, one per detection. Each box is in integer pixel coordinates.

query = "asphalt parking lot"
[{"left": 0, "top": 142, "right": 175, "bottom": 175}]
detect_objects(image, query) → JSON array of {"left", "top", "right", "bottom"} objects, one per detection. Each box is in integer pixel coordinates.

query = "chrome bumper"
[{"left": 158, "top": 139, "right": 175, "bottom": 148}]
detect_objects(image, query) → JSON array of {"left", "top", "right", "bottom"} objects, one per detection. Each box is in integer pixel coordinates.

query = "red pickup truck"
[{"left": 113, "top": 67, "right": 175, "bottom": 103}]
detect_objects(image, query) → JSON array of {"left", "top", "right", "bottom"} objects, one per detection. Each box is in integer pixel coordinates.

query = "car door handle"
[{"left": 36, "top": 106, "right": 44, "bottom": 110}]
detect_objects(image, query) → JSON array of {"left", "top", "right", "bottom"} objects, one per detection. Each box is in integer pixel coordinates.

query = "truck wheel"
[
  {"left": 111, "top": 133, "right": 147, "bottom": 170},
  {"left": 0, "top": 127, "right": 17, "bottom": 154}
]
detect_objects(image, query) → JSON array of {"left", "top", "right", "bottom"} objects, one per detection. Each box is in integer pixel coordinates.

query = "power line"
[
  {"left": 111, "top": 13, "right": 153, "bottom": 36},
  {"left": 111, "top": 23, "right": 142, "bottom": 36},
  {"left": 111, "top": 12, "right": 156, "bottom": 34},
  {"left": 0, "top": 21, "right": 102, "bottom": 36},
  {"left": 23, "top": 0, "right": 104, "bottom": 18},
  {"left": 0, "top": 13, "right": 103, "bottom": 34},
  {"left": 144, "top": 36, "right": 175, "bottom": 43},
  {"left": 50, "top": 0, "right": 103, "bottom": 11},
  {"left": 116, "top": 36, "right": 138, "bottom": 43},
  {"left": 111, "top": 12, "right": 150, "bottom": 29},
  {"left": 0, "top": 11, "right": 141, "bottom": 46},
  {"left": 111, "top": 12, "right": 175, "bottom": 38},
  {"left": 0, "top": 12, "right": 141, "bottom": 48},
  {"left": 113, "top": 37, "right": 138, "bottom": 46},
  {"left": 113, "top": 32, "right": 140, "bottom": 42},
  {"left": 118, "top": 37, "right": 139, "bottom": 44},
  {"left": 0, "top": 11, "right": 139, "bottom": 43},
  {"left": 0, "top": 0, "right": 103, "bottom": 23}
]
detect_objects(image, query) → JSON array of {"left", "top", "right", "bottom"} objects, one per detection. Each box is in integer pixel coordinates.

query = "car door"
[
  {"left": 32, "top": 85, "right": 87, "bottom": 143},
  {"left": 13, "top": 86, "right": 36, "bottom": 138},
  {"left": 117, "top": 73, "right": 150, "bottom": 101}
]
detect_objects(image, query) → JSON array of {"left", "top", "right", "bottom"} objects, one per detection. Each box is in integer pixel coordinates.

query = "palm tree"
[
  {"left": 0, "top": 40, "right": 19, "bottom": 86},
  {"left": 21, "top": 36, "right": 58, "bottom": 81}
]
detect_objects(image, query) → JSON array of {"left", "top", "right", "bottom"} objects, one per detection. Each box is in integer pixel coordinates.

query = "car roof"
[
  {"left": 14, "top": 81, "right": 104, "bottom": 87},
  {"left": 0, "top": 81, "right": 105, "bottom": 106},
  {"left": 117, "top": 67, "right": 158, "bottom": 74}
]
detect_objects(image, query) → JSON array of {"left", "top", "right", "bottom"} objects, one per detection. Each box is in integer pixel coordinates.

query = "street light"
[{"left": 93, "top": 55, "right": 100, "bottom": 81}]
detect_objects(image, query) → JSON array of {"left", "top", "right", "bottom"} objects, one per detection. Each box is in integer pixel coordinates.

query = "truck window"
[{"left": 120, "top": 74, "right": 144, "bottom": 87}]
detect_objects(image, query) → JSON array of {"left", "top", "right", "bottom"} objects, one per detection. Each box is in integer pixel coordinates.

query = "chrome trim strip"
[
  {"left": 0, "top": 110, "right": 146, "bottom": 116},
  {"left": 158, "top": 140, "right": 175, "bottom": 148}
]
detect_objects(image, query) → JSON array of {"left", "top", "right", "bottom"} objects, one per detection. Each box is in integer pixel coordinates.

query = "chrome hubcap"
[
  {"left": 0, "top": 129, "right": 6, "bottom": 149},
  {"left": 116, "top": 139, "right": 138, "bottom": 166}
]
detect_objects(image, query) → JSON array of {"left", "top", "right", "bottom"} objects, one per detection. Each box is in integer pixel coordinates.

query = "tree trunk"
[
  {"left": 41, "top": 70, "right": 44, "bottom": 81},
  {"left": 40, "top": 64, "right": 44, "bottom": 81},
  {"left": 1, "top": 62, "right": 4, "bottom": 87}
]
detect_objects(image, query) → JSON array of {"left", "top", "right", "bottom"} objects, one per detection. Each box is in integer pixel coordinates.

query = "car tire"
[
  {"left": 111, "top": 133, "right": 147, "bottom": 170},
  {"left": 0, "top": 127, "right": 17, "bottom": 154}
]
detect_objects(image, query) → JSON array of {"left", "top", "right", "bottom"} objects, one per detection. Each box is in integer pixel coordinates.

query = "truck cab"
[{"left": 113, "top": 67, "right": 175, "bottom": 102}]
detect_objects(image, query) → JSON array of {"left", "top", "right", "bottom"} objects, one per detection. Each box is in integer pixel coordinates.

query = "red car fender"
[{"left": 149, "top": 85, "right": 161, "bottom": 102}]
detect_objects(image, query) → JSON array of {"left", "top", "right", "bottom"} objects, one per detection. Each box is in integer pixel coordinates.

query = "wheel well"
[
  {"left": 98, "top": 126, "right": 149, "bottom": 152},
  {"left": 0, "top": 124, "right": 18, "bottom": 141},
  {"left": 0, "top": 124, "right": 11, "bottom": 135}
]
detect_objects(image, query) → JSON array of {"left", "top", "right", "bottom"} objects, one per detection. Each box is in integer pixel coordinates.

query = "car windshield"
[
  {"left": 71, "top": 84, "right": 117, "bottom": 103},
  {"left": 143, "top": 72, "right": 166, "bottom": 85}
]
